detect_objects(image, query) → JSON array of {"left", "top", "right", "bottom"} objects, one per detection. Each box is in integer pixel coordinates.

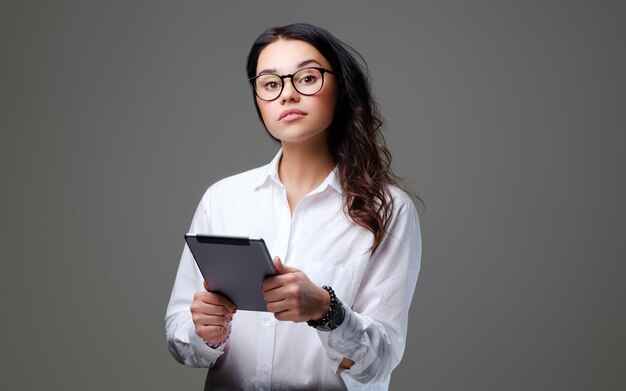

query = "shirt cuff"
[
  {"left": 315, "top": 304, "right": 372, "bottom": 373},
  {"left": 186, "top": 320, "right": 226, "bottom": 364}
]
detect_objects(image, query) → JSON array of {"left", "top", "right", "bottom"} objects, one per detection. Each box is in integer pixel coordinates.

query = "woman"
[{"left": 165, "top": 23, "right": 421, "bottom": 390}]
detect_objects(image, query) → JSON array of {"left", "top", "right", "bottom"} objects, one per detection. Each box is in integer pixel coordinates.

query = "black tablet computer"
[{"left": 184, "top": 234, "right": 277, "bottom": 311}]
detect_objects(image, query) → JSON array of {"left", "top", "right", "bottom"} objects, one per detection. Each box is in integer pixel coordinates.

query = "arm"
[
  {"left": 165, "top": 189, "right": 234, "bottom": 367},
  {"left": 321, "top": 201, "right": 422, "bottom": 384},
  {"left": 261, "top": 201, "right": 421, "bottom": 384}
]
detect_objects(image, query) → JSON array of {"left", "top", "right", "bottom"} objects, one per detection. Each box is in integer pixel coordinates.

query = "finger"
[
  {"left": 262, "top": 274, "right": 299, "bottom": 295},
  {"left": 192, "top": 301, "right": 228, "bottom": 317},
  {"left": 196, "top": 291, "right": 225, "bottom": 306},
  {"left": 193, "top": 296, "right": 234, "bottom": 316},
  {"left": 273, "top": 256, "right": 300, "bottom": 274},
  {"left": 266, "top": 299, "right": 290, "bottom": 314},
  {"left": 196, "top": 324, "right": 226, "bottom": 341},
  {"left": 211, "top": 293, "right": 237, "bottom": 314},
  {"left": 263, "top": 285, "right": 289, "bottom": 303},
  {"left": 273, "top": 256, "right": 286, "bottom": 274},
  {"left": 200, "top": 283, "right": 236, "bottom": 313},
  {"left": 194, "top": 313, "right": 231, "bottom": 327},
  {"left": 261, "top": 273, "right": 288, "bottom": 293},
  {"left": 206, "top": 304, "right": 233, "bottom": 317},
  {"left": 198, "top": 292, "right": 237, "bottom": 313},
  {"left": 273, "top": 309, "right": 292, "bottom": 322}
]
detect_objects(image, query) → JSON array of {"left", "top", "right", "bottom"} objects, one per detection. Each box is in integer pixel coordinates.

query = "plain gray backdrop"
[{"left": 2, "top": 1, "right": 625, "bottom": 390}]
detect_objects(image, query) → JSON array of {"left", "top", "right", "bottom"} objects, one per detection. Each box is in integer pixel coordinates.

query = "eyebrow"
[{"left": 256, "top": 59, "right": 324, "bottom": 76}]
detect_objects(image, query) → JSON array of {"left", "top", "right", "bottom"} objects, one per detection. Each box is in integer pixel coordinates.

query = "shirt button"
[{"left": 261, "top": 364, "right": 269, "bottom": 372}]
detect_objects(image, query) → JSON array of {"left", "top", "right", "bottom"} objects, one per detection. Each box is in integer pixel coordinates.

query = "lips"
[{"left": 278, "top": 109, "right": 307, "bottom": 121}]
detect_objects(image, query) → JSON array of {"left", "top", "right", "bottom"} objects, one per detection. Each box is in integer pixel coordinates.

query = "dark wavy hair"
[{"left": 246, "top": 23, "right": 401, "bottom": 254}]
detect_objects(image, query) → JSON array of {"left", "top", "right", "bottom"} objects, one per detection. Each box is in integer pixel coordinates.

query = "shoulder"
[
  {"left": 199, "top": 163, "right": 270, "bottom": 203},
  {"left": 212, "top": 164, "right": 268, "bottom": 192},
  {"left": 384, "top": 184, "right": 421, "bottom": 232},
  {"left": 378, "top": 184, "right": 422, "bottom": 253},
  {"left": 387, "top": 184, "right": 416, "bottom": 211}
]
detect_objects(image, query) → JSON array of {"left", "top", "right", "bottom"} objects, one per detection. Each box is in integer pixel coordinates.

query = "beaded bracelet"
[
  {"left": 307, "top": 285, "right": 337, "bottom": 328},
  {"left": 204, "top": 323, "right": 232, "bottom": 349}
]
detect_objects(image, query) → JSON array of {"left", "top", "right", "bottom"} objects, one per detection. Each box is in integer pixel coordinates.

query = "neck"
[{"left": 278, "top": 139, "right": 334, "bottom": 194}]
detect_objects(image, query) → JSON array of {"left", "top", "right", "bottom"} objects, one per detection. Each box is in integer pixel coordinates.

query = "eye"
[
  {"left": 264, "top": 80, "right": 280, "bottom": 91},
  {"left": 301, "top": 75, "right": 318, "bottom": 84},
  {"left": 294, "top": 68, "right": 322, "bottom": 86},
  {"left": 296, "top": 71, "right": 318, "bottom": 85},
  {"left": 256, "top": 75, "right": 281, "bottom": 91}
]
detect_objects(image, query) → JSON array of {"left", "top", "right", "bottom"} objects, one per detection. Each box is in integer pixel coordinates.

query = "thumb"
[
  {"left": 273, "top": 256, "right": 294, "bottom": 275},
  {"left": 203, "top": 280, "right": 210, "bottom": 291}
]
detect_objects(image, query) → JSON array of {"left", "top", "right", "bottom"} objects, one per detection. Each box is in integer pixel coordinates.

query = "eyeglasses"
[{"left": 249, "top": 67, "right": 335, "bottom": 101}]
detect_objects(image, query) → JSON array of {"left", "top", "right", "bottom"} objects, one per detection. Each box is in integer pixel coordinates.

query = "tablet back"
[{"left": 185, "top": 234, "right": 276, "bottom": 311}]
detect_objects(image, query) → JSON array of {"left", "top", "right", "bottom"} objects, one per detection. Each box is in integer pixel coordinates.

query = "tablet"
[{"left": 184, "top": 233, "right": 277, "bottom": 311}]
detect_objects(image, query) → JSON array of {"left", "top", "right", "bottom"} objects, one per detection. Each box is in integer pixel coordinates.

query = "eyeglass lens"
[{"left": 254, "top": 68, "right": 325, "bottom": 101}]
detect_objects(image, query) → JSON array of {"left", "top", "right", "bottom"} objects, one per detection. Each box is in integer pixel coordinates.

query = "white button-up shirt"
[{"left": 165, "top": 149, "right": 421, "bottom": 390}]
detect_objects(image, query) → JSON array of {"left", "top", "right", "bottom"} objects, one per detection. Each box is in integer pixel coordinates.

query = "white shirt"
[{"left": 165, "top": 149, "right": 421, "bottom": 391}]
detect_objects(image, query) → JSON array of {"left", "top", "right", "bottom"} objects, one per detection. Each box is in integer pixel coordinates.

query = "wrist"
[
  {"left": 307, "top": 285, "right": 345, "bottom": 331},
  {"left": 204, "top": 324, "right": 231, "bottom": 349},
  {"left": 314, "top": 286, "right": 331, "bottom": 320}
]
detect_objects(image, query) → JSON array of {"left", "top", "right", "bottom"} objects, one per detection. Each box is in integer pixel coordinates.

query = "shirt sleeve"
[
  {"left": 164, "top": 188, "right": 226, "bottom": 367},
  {"left": 317, "top": 200, "right": 422, "bottom": 385}
]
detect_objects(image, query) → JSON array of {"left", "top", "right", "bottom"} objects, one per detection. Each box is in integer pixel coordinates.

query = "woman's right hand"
[{"left": 190, "top": 281, "right": 237, "bottom": 345}]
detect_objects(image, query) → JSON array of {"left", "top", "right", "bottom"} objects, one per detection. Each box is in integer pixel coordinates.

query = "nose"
[{"left": 279, "top": 77, "right": 300, "bottom": 103}]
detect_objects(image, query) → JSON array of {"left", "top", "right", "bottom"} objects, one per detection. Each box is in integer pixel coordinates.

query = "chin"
[
  {"left": 273, "top": 130, "right": 328, "bottom": 146},
  {"left": 268, "top": 126, "right": 316, "bottom": 142}
]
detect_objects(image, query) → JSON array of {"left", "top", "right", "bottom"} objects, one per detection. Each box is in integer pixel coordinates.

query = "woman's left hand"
[{"left": 262, "top": 256, "right": 330, "bottom": 322}]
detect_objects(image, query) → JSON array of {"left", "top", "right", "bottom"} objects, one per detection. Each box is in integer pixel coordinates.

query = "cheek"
[
  {"left": 256, "top": 101, "right": 274, "bottom": 127},
  {"left": 317, "top": 93, "right": 337, "bottom": 127},
  {"left": 318, "top": 104, "right": 335, "bottom": 128},
  {"left": 321, "top": 81, "right": 338, "bottom": 114}
]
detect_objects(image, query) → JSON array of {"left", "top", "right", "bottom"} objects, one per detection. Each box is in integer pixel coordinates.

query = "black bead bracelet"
[{"left": 307, "top": 285, "right": 337, "bottom": 328}]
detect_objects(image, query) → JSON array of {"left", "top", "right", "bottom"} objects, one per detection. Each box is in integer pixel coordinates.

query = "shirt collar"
[
  {"left": 252, "top": 148, "right": 283, "bottom": 189},
  {"left": 253, "top": 148, "right": 343, "bottom": 195},
  {"left": 319, "top": 165, "right": 343, "bottom": 195}
]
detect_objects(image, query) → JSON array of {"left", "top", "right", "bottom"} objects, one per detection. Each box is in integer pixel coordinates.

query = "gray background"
[{"left": 2, "top": 1, "right": 625, "bottom": 390}]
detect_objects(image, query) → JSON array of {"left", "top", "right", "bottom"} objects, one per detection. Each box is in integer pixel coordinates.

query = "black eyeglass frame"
[{"left": 249, "top": 67, "right": 335, "bottom": 101}]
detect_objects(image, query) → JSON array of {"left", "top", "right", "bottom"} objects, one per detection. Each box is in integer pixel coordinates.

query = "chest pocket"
[{"left": 301, "top": 261, "right": 356, "bottom": 307}]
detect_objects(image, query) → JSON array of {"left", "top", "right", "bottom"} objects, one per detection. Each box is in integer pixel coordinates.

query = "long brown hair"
[{"left": 246, "top": 23, "right": 401, "bottom": 254}]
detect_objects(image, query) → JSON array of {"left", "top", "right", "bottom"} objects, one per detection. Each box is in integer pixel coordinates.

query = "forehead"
[{"left": 256, "top": 39, "right": 331, "bottom": 74}]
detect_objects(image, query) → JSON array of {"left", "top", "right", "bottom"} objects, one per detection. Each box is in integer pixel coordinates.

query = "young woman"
[{"left": 165, "top": 23, "right": 421, "bottom": 390}]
